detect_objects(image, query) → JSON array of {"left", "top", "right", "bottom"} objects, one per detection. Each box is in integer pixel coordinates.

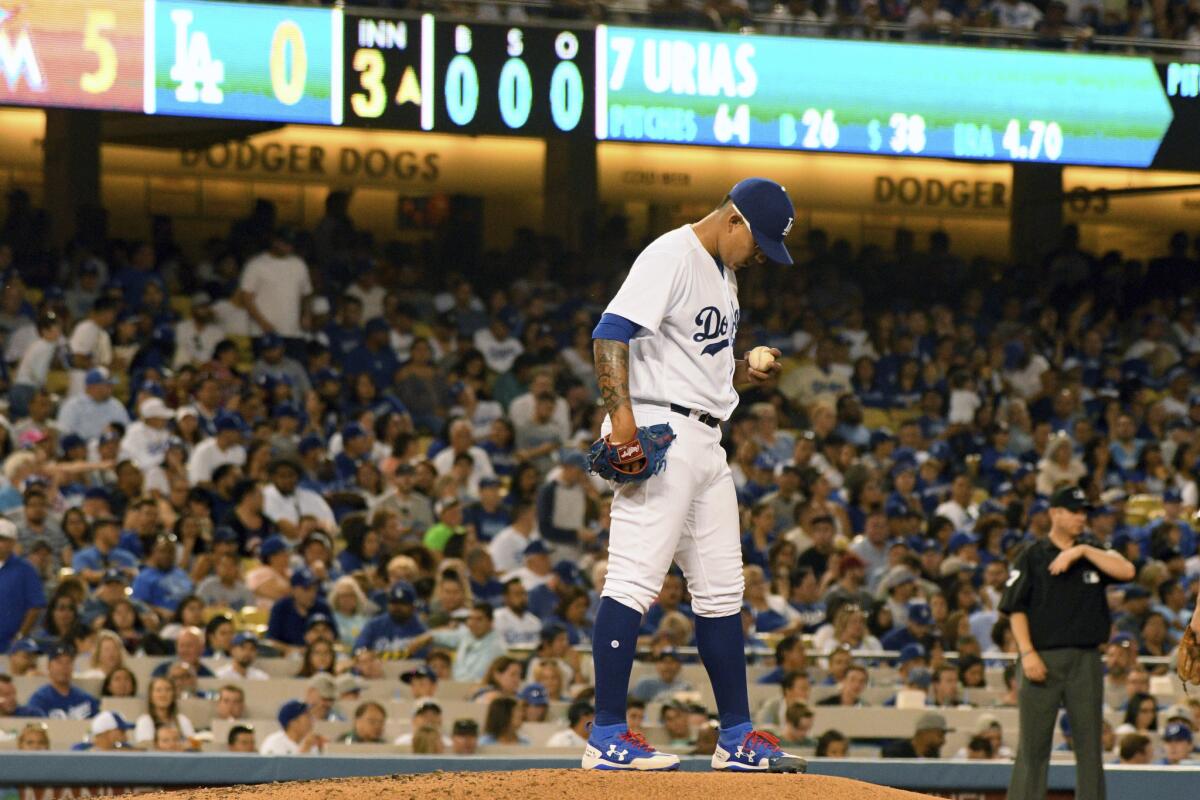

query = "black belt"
[{"left": 669, "top": 403, "right": 721, "bottom": 428}]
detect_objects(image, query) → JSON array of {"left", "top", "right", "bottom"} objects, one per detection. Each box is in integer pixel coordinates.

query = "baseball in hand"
[{"left": 748, "top": 346, "right": 775, "bottom": 371}]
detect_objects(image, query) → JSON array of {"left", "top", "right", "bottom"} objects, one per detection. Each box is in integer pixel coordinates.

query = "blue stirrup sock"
[
  {"left": 695, "top": 612, "right": 752, "bottom": 733},
  {"left": 591, "top": 597, "right": 643, "bottom": 728}
]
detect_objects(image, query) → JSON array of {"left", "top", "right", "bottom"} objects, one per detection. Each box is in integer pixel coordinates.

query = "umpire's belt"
[{"left": 669, "top": 403, "right": 721, "bottom": 428}]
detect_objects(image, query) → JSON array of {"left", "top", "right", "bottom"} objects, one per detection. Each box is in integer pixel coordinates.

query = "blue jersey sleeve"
[{"left": 591, "top": 313, "right": 640, "bottom": 344}]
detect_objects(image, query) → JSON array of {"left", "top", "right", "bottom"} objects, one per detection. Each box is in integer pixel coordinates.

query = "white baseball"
[{"left": 748, "top": 346, "right": 775, "bottom": 371}]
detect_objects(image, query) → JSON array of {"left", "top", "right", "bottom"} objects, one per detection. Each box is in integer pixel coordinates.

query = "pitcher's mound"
[{"left": 137, "top": 770, "right": 941, "bottom": 800}]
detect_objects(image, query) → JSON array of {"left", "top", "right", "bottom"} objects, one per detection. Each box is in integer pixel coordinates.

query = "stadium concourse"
[{"left": 3, "top": 166, "right": 1200, "bottom": 788}]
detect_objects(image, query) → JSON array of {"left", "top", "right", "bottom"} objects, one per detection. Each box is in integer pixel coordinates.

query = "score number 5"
[{"left": 81, "top": 10, "right": 117, "bottom": 94}]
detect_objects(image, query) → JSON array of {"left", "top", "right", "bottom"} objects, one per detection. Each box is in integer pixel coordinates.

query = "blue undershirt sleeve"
[{"left": 591, "top": 313, "right": 641, "bottom": 344}]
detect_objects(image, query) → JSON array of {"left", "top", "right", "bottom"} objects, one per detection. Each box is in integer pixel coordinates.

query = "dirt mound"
[{"left": 137, "top": 769, "right": 940, "bottom": 800}]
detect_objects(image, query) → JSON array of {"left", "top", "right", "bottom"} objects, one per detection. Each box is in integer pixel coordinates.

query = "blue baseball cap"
[
  {"left": 388, "top": 581, "right": 417, "bottom": 604},
  {"left": 8, "top": 638, "right": 40, "bottom": 655},
  {"left": 907, "top": 602, "right": 934, "bottom": 626},
  {"left": 83, "top": 486, "right": 111, "bottom": 502},
  {"left": 1030, "top": 499, "right": 1051, "bottom": 515},
  {"left": 947, "top": 531, "right": 978, "bottom": 554},
  {"left": 1000, "top": 530, "right": 1027, "bottom": 553},
  {"left": 553, "top": 559, "right": 582, "bottom": 586},
  {"left": 518, "top": 683, "right": 549, "bottom": 706},
  {"left": 85, "top": 367, "right": 114, "bottom": 386},
  {"left": 215, "top": 413, "right": 245, "bottom": 434},
  {"left": 1164, "top": 488, "right": 1183, "bottom": 503},
  {"left": 906, "top": 536, "right": 933, "bottom": 554},
  {"left": 298, "top": 434, "right": 324, "bottom": 454},
  {"left": 365, "top": 317, "right": 390, "bottom": 336},
  {"left": 342, "top": 422, "right": 367, "bottom": 441},
  {"left": 60, "top": 434, "right": 86, "bottom": 453},
  {"left": 1164, "top": 721, "right": 1194, "bottom": 743},
  {"left": 101, "top": 568, "right": 127, "bottom": 585},
  {"left": 260, "top": 333, "right": 284, "bottom": 350},
  {"left": 277, "top": 700, "right": 309, "bottom": 729},
  {"left": 290, "top": 567, "right": 319, "bottom": 588},
  {"left": 305, "top": 612, "right": 334, "bottom": 631},
  {"left": 213, "top": 526, "right": 238, "bottom": 545},
  {"left": 259, "top": 535, "right": 289, "bottom": 562},
  {"left": 728, "top": 178, "right": 795, "bottom": 265},
  {"left": 523, "top": 540, "right": 550, "bottom": 557},
  {"left": 315, "top": 368, "right": 340, "bottom": 385},
  {"left": 232, "top": 632, "right": 259, "bottom": 647},
  {"left": 45, "top": 642, "right": 76, "bottom": 660},
  {"left": 906, "top": 667, "right": 932, "bottom": 689},
  {"left": 272, "top": 403, "right": 301, "bottom": 419},
  {"left": 401, "top": 665, "right": 438, "bottom": 684},
  {"left": 560, "top": 450, "right": 589, "bottom": 471},
  {"left": 479, "top": 477, "right": 501, "bottom": 490},
  {"left": 899, "top": 643, "right": 927, "bottom": 664}
]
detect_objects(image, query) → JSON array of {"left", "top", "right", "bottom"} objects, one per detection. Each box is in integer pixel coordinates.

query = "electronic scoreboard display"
[
  {"left": 0, "top": 0, "right": 143, "bottom": 112},
  {"left": 148, "top": 0, "right": 342, "bottom": 124},
  {"left": 340, "top": 14, "right": 591, "bottom": 136},
  {"left": 6, "top": 3, "right": 1200, "bottom": 171},
  {"left": 595, "top": 25, "right": 1195, "bottom": 170}
]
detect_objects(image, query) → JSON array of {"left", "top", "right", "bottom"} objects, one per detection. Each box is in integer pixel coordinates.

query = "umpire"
[{"left": 1000, "top": 486, "right": 1135, "bottom": 800}]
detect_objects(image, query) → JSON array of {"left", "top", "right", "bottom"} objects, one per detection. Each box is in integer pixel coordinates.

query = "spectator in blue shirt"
[
  {"left": 71, "top": 517, "right": 139, "bottom": 587},
  {"left": 462, "top": 478, "right": 512, "bottom": 543},
  {"left": 267, "top": 567, "right": 335, "bottom": 653},
  {"left": 344, "top": 318, "right": 400, "bottom": 390},
  {"left": 0, "top": 519, "right": 46, "bottom": 652},
  {"left": 132, "top": 534, "right": 196, "bottom": 617},
  {"left": 55, "top": 368, "right": 131, "bottom": 442},
  {"left": 355, "top": 581, "right": 427, "bottom": 657},
  {"left": 0, "top": 672, "right": 46, "bottom": 717},
  {"left": 333, "top": 423, "right": 372, "bottom": 484},
  {"left": 26, "top": 643, "right": 99, "bottom": 719}
]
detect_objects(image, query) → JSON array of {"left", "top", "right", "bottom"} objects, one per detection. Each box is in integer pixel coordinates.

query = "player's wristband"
[{"left": 1019, "top": 650, "right": 1034, "bottom": 658}]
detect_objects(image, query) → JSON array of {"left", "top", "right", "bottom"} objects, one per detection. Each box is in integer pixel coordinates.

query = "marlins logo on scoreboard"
[{"left": 0, "top": 5, "right": 46, "bottom": 91}]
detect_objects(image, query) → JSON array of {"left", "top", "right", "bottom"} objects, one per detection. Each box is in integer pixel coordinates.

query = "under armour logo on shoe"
[
  {"left": 735, "top": 745, "right": 755, "bottom": 760},
  {"left": 607, "top": 744, "right": 628, "bottom": 761}
]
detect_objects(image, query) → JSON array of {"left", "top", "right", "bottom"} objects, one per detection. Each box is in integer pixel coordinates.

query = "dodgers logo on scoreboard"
[
  {"left": 150, "top": 0, "right": 341, "bottom": 125},
  {"left": 0, "top": 0, "right": 142, "bottom": 111}
]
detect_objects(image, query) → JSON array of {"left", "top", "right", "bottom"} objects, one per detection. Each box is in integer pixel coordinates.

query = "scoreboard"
[
  {"left": 340, "top": 14, "right": 590, "bottom": 136},
  {"left": 5, "top": 1, "right": 1200, "bottom": 170},
  {"left": 0, "top": 0, "right": 143, "bottom": 111},
  {"left": 148, "top": 0, "right": 342, "bottom": 124},
  {"left": 594, "top": 26, "right": 1182, "bottom": 170}
]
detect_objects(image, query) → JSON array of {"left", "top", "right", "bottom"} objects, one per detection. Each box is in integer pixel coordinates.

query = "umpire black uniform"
[{"left": 999, "top": 486, "right": 1135, "bottom": 800}]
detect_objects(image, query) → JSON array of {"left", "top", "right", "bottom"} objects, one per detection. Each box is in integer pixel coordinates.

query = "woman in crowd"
[
  {"left": 296, "top": 639, "right": 338, "bottom": 678},
  {"left": 78, "top": 629, "right": 127, "bottom": 680},
  {"left": 134, "top": 677, "right": 196, "bottom": 744},
  {"left": 472, "top": 656, "right": 525, "bottom": 704},
  {"left": 479, "top": 697, "right": 529, "bottom": 746},
  {"left": 329, "top": 575, "right": 376, "bottom": 651}
]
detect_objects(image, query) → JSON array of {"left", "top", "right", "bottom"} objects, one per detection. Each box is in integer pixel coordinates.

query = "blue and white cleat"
[
  {"left": 712, "top": 728, "right": 808, "bottom": 773},
  {"left": 582, "top": 724, "right": 680, "bottom": 771}
]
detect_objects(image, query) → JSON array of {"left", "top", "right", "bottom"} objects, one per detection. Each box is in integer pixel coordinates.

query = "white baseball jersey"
[
  {"left": 605, "top": 225, "right": 741, "bottom": 420},
  {"left": 598, "top": 225, "right": 746, "bottom": 621}
]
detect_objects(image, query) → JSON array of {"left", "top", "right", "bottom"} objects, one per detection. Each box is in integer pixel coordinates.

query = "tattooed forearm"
[{"left": 594, "top": 339, "right": 632, "bottom": 418}]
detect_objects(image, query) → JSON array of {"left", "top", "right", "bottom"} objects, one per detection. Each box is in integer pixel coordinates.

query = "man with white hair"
[
  {"left": 431, "top": 419, "right": 495, "bottom": 492},
  {"left": 151, "top": 626, "right": 215, "bottom": 678},
  {"left": 120, "top": 398, "right": 176, "bottom": 471}
]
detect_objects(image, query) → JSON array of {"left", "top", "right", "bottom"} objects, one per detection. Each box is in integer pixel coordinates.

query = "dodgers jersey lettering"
[{"left": 605, "top": 226, "right": 740, "bottom": 420}]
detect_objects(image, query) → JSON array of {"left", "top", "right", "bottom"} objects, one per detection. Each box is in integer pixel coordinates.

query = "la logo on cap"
[{"left": 782, "top": 216, "right": 794, "bottom": 237}]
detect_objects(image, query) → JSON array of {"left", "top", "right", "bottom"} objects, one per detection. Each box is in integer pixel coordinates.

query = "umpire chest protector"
[{"left": 999, "top": 535, "right": 1114, "bottom": 650}]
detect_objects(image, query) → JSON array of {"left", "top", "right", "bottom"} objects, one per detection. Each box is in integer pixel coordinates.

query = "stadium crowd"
[
  {"left": 440, "top": 0, "right": 1200, "bottom": 49},
  {"left": 0, "top": 184, "right": 1199, "bottom": 763}
]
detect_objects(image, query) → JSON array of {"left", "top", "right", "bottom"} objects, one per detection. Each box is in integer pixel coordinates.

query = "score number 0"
[
  {"left": 444, "top": 26, "right": 585, "bottom": 132},
  {"left": 169, "top": 10, "right": 308, "bottom": 107}
]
